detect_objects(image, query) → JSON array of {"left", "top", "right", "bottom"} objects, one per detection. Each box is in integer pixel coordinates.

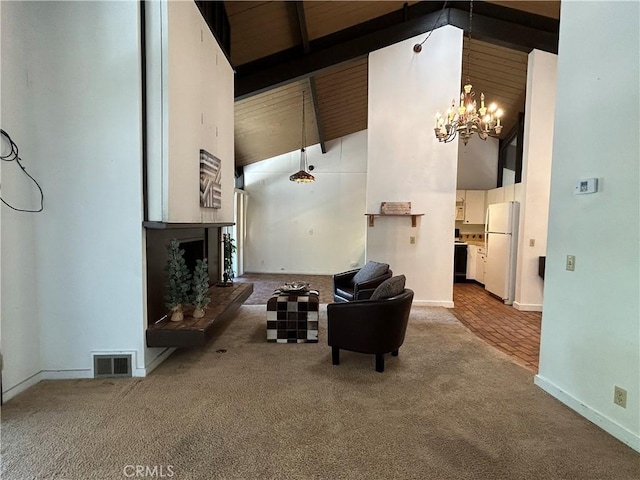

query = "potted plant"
[
  {"left": 221, "top": 233, "right": 236, "bottom": 286},
  {"left": 165, "top": 239, "right": 191, "bottom": 321},
  {"left": 191, "top": 258, "right": 211, "bottom": 318}
]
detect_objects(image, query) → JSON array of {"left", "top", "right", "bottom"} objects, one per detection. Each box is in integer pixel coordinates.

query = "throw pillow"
[
  {"left": 370, "top": 275, "right": 406, "bottom": 300},
  {"left": 352, "top": 261, "right": 389, "bottom": 285}
]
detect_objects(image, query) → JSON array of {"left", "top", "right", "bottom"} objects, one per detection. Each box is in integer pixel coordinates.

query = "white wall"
[
  {"left": 514, "top": 50, "right": 557, "bottom": 312},
  {"left": 1, "top": 0, "right": 42, "bottom": 395},
  {"left": 244, "top": 130, "right": 367, "bottom": 275},
  {"left": 147, "top": 1, "right": 235, "bottom": 224},
  {"left": 367, "top": 26, "right": 462, "bottom": 307},
  {"left": 1, "top": 1, "right": 147, "bottom": 399},
  {"left": 457, "top": 136, "right": 498, "bottom": 190},
  {"left": 536, "top": 1, "right": 639, "bottom": 451}
]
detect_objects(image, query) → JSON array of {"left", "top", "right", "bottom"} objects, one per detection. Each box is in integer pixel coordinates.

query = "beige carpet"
[{"left": 2, "top": 306, "right": 638, "bottom": 480}]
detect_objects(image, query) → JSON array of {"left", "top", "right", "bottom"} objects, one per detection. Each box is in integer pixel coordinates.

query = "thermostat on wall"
[{"left": 574, "top": 178, "right": 598, "bottom": 195}]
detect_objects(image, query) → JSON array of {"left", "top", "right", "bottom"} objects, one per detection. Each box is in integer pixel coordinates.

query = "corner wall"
[
  {"left": 536, "top": 1, "right": 639, "bottom": 451},
  {"left": 367, "top": 26, "right": 462, "bottom": 306},
  {"left": 514, "top": 50, "right": 557, "bottom": 312},
  {"left": 243, "top": 130, "right": 367, "bottom": 275},
  {"left": 1, "top": 1, "right": 147, "bottom": 399},
  {"left": 0, "top": 0, "right": 42, "bottom": 396}
]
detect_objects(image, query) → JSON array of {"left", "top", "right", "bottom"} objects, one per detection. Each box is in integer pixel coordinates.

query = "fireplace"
[
  {"left": 180, "top": 239, "right": 205, "bottom": 274},
  {"left": 145, "top": 227, "right": 221, "bottom": 325}
]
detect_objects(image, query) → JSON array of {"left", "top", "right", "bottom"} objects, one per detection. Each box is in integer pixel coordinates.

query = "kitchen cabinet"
[
  {"left": 476, "top": 246, "right": 486, "bottom": 284},
  {"left": 464, "top": 190, "right": 486, "bottom": 224},
  {"left": 455, "top": 190, "right": 485, "bottom": 224},
  {"left": 486, "top": 187, "right": 505, "bottom": 206},
  {"left": 466, "top": 245, "right": 486, "bottom": 284},
  {"left": 466, "top": 245, "right": 478, "bottom": 279}
]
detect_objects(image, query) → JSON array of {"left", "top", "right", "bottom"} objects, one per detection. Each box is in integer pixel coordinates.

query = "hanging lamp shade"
[
  {"left": 289, "top": 148, "right": 314, "bottom": 183},
  {"left": 290, "top": 91, "right": 314, "bottom": 183}
]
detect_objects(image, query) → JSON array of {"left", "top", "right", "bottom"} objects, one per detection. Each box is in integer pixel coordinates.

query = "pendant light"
[
  {"left": 433, "top": 0, "right": 503, "bottom": 145},
  {"left": 289, "top": 90, "right": 315, "bottom": 183}
]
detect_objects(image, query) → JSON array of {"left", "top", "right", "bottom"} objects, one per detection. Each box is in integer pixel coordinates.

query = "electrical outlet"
[
  {"left": 529, "top": 239, "right": 535, "bottom": 247},
  {"left": 566, "top": 255, "right": 575, "bottom": 271},
  {"left": 410, "top": 236, "right": 416, "bottom": 244},
  {"left": 614, "top": 386, "right": 627, "bottom": 408}
]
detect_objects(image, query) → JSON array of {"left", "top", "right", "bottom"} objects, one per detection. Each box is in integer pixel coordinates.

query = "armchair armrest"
[
  {"left": 355, "top": 288, "right": 375, "bottom": 300},
  {"left": 333, "top": 268, "right": 359, "bottom": 286}
]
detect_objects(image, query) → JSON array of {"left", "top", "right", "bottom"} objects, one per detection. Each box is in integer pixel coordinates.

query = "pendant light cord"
[
  {"left": 301, "top": 90, "right": 306, "bottom": 152},
  {"left": 414, "top": 1, "right": 448, "bottom": 51},
  {"left": 466, "top": 0, "right": 473, "bottom": 84}
]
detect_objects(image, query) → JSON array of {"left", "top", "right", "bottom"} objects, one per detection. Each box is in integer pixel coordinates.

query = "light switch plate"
[
  {"left": 566, "top": 255, "right": 575, "bottom": 271},
  {"left": 574, "top": 178, "right": 598, "bottom": 195}
]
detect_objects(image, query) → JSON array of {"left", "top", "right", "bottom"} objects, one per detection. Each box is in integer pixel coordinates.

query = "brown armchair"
[
  {"left": 327, "top": 288, "right": 414, "bottom": 372},
  {"left": 332, "top": 261, "right": 392, "bottom": 302}
]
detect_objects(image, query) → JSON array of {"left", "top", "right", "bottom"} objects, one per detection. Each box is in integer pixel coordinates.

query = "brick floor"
[{"left": 451, "top": 282, "right": 541, "bottom": 372}]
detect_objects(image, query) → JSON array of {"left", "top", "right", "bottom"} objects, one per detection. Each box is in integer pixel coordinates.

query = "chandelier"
[
  {"left": 289, "top": 90, "right": 315, "bottom": 183},
  {"left": 433, "top": 0, "right": 503, "bottom": 145}
]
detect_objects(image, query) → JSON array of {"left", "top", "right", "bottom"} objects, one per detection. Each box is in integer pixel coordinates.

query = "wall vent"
[{"left": 93, "top": 354, "right": 132, "bottom": 378}]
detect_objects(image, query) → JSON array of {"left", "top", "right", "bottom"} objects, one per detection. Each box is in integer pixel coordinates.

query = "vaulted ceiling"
[{"left": 225, "top": 1, "right": 561, "bottom": 167}]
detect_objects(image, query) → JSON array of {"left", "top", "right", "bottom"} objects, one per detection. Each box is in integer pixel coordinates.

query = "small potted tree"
[
  {"left": 165, "top": 239, "right": 191, "bottom": 321},
  {"left": 191, "top": 258, "right": 211, "bottom": 318},
  {"left": 220, "top": 233, "right": 236, "bottom": 286}
]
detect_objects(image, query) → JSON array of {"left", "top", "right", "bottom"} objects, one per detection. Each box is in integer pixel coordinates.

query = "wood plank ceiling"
[{"left": 227, "top": 1, "right": 560, "bottom": 167}]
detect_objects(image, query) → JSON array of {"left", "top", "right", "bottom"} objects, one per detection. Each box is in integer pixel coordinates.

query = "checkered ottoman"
[{"left": 266, "top": 290, "right": 319, "bottom": 343}]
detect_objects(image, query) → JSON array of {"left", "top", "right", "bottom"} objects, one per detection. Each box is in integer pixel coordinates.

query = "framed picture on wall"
[{"left": 200, "top": 149, "right": 222, "bottom": 208}]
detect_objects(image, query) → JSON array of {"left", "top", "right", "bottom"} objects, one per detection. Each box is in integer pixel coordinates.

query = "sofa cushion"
[
  {"left": 352, "top": 261, "right": 389, "bottom": 285},
  {"left": 370, "top": 275, "right": 406, "bottom": 300}
]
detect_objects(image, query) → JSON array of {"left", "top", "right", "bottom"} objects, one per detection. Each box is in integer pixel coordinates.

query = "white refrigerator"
[{"left": 484, "top": 201, "right": 519, "bottom": 304}]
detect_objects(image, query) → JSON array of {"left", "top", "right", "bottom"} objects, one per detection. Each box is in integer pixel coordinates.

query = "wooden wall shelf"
[{"left": 365, "top": 213, "right": 424, "bottom": 227}]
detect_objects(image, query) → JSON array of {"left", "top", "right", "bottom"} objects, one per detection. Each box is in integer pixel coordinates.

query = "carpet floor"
[{"left": 2, "top": 306, "right": 638, "bottom": 480}]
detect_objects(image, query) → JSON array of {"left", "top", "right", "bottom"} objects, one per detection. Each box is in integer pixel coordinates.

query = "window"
[{"left": 498, "top": 112, "right": 524, "bottom": 186}]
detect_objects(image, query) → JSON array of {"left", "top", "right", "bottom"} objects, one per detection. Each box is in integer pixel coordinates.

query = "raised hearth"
[{"left": 146, "top": 282, "right": 253, "bottom": 348}]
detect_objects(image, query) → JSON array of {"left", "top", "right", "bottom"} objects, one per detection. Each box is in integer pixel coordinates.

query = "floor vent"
[{"left": 93, "top": 354, "right": 132, "bottom": 378}]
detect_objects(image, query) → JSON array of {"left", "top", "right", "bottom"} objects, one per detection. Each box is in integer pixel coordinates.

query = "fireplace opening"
[
  {"left": 145, "top": 227, "right": 221, "bottom": 325},
  {"left": 180, "top": 239, "right": 205, "bottom": 274}
]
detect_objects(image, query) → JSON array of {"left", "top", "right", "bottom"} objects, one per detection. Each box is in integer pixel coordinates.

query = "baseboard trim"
[
  {"left": 41, "top": 369, "right": 93, "bottom": 380},
  {"left": 513, "top": 302, "right": 543, "bottom": 312},
  {"left": 534, "top": 374, "right": 640, "bottom": 452},
  {"left": 3, "top": 368, "right": 94, "bottom": 403},
  {"left": 413, "top": 300, "right": 455, "bottom": 308},
  {"left": 140, "top": 347, "right": 176, "bottom": 376},
  {"left": 3, "top": 371, "right": 44, "bottom": 402}
]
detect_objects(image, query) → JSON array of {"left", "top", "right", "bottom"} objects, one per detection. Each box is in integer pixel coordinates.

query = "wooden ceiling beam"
[
  {"left": 235, "top": 2, "right": 558, "bottom": 100},
  {"left": 294, "top": 1, "right": 326, "bottom": 154}
]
